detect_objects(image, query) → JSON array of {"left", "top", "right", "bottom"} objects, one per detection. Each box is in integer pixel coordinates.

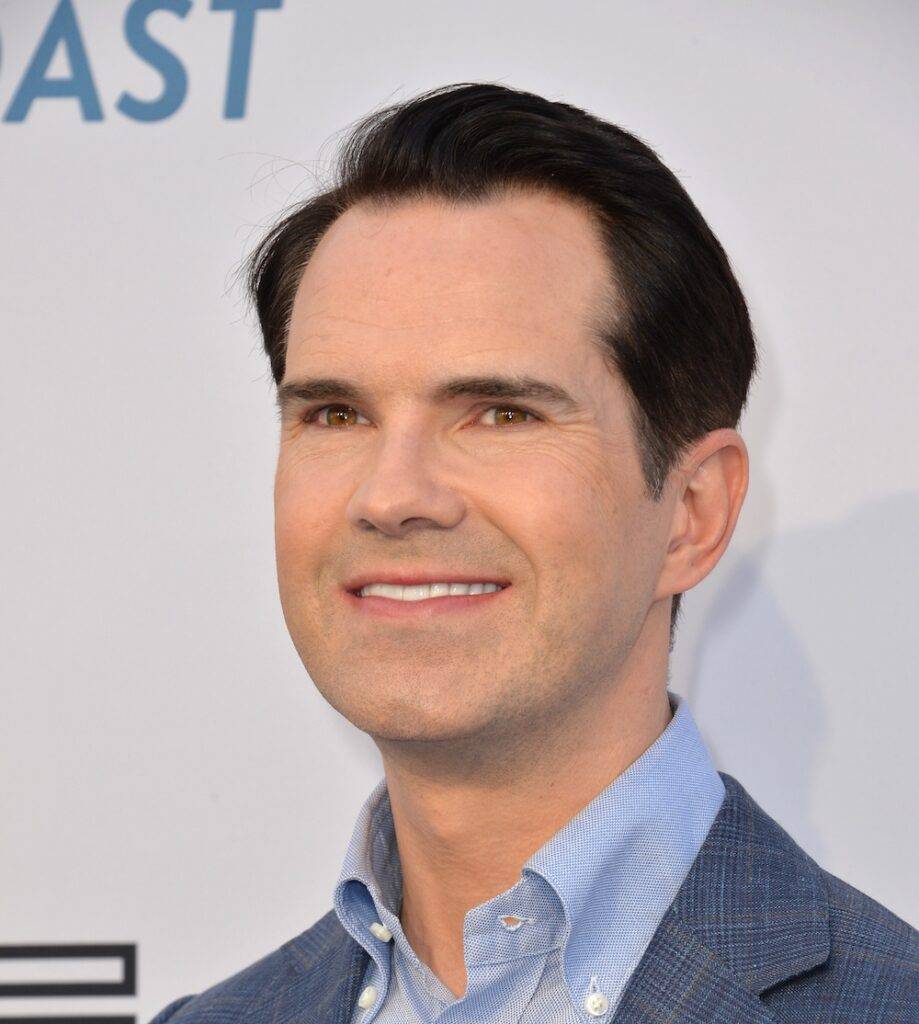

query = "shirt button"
[
  {"left": 369, "top": 921, "right": 393, "bottom": 941},
  {"left": 584, "top": 991, "right": 609, "bottom": 1016},
  {"left": 357, "top": 985, "right": 378, "bottom": 1009}
]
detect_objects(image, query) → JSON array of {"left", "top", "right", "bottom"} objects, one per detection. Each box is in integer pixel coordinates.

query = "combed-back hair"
[{"left": 242, "top": 82, "right": 758, "bottom": 647}]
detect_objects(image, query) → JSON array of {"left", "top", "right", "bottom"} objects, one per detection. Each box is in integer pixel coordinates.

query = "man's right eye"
[{"left": 303, "top": 404, "right": 367, "bottom": 427}]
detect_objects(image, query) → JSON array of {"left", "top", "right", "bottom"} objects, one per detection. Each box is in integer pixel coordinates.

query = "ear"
[{"left": 654, "top": 428, "right": 749, "bottom": 602}]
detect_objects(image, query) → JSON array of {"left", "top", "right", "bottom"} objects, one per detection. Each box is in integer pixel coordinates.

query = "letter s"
[{"left": 117, "top": 0, "right": 192, "bottom": 122}]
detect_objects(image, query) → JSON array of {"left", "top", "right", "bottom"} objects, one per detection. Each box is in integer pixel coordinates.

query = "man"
[{"left": 150, "top": 83, "right": 917, "bottom": 1023}]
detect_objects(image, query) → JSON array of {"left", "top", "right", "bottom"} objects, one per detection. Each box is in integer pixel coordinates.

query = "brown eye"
[
  {"left": 478, "top": 405, "right": 538, "bottom": 426},
  {"left": 302, "top": 404, "right": 538, "bottom": 428},
  {"left": 304, "top": 404, "right": 365, "bottom": 427}
]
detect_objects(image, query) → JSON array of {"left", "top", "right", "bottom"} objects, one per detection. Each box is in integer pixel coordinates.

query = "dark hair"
[{"left": 242, "top": 82, "right": 757, "bottom": 648}]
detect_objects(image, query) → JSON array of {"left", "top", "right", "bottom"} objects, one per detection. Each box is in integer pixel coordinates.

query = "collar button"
[
  {"left": 584, "top": 991, "right": 609, "bottom": 1016},
  {"left": 357, "top": 985, "right": 378, "bottom": 1009}
]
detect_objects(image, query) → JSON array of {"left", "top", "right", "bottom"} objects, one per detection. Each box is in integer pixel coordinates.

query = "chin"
[{"left": 332, "top": 694, "right": 491, "bottom": 744}]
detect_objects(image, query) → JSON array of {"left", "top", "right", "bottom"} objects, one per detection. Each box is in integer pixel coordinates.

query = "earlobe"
[{"left": 656, "top": 429, "right": 749, "bottom": 601}]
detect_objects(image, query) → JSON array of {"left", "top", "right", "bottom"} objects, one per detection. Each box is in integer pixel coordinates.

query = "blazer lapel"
[
  {"left": 610, "top": 771, "right": 831, "bottom": 1024},
  {"left": 610, "top": 915, "right": 784, "bottom": 1023}
]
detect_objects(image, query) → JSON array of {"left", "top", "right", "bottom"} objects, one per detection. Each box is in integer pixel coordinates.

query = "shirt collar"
[
  {"left": 522, "top": 689, "right": 726, "bottom": 1005},
  {"left": 333, "top": 689, "right": 725, "bottom": 1015}
]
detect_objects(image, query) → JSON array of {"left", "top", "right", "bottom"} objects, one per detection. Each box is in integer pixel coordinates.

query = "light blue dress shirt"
[{"left": 333, "top": 689, "right": 725, "bottom": 1023}]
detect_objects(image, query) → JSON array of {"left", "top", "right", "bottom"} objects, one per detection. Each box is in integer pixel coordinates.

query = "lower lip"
[{"left": 342, "top": 586, "right": 510, "bottom": 618}]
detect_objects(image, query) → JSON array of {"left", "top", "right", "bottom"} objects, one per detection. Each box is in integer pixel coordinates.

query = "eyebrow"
[{"left": 275, "top": 374, "right": 583, "bottom": 415}]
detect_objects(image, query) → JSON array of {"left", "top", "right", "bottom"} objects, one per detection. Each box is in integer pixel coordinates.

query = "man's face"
[{"left": 274, "top": 189, "right": 677, "bottom": 749}]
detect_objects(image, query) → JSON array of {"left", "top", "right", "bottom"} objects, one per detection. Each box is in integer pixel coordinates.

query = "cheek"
[
  {"left": 273, "top": 478, "right": 304, "bottom": 562},
  {"left": 483, "top": 466, "right": 620, "bottom": 631},
  {"left": 509, "top": 444, "right": 655, "bottom": 617},
  {"left": 273, "top": 457, "right": 337, "bottom": 579},
  {"left": 506, "top": 439, "right": 630, "bottom": 549}
]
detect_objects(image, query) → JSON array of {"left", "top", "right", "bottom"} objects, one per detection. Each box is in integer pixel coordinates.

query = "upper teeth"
[{"left": 358, "top": 582, "right": 503, "bottom": 600}]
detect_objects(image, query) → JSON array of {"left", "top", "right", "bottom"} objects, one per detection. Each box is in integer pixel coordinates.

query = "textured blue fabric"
[
  {"left": 332, "top": 689, "right": 726, "bottom": 1022},
  {"left": 147, "top": 739, "right": 919, "bottom": 1024}
]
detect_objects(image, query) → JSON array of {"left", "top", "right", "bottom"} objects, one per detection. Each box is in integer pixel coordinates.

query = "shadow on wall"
[{"left": 683, "top": 489, "right": 919, "bottom": 867}]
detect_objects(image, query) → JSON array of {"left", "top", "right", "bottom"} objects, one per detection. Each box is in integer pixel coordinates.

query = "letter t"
[{"left": 211, "top": 0, "right": 282, "bottom": 119}]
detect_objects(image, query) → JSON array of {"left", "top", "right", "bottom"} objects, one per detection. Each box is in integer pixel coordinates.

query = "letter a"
[{"left": 4, "top": 0, "right": 103, "bottom": 122}]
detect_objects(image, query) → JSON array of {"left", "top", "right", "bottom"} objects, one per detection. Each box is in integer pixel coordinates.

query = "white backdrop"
[{"left": 1, "top": 1, "right": 916, "bottom": 1021}]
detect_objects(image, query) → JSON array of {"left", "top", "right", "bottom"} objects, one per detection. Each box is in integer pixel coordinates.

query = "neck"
[{"left": 373, "top": 610, "right": 673, "bottom": 997}]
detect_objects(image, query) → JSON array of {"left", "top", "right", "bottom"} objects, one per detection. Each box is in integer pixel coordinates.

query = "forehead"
[{"left": 284, "top": 189, "right": 616, "bottom": 381}]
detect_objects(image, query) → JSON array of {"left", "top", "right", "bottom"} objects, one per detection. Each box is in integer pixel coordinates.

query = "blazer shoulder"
[
  {"left": 736, "top": 780, "right": 918, "bottom": 1020},
  {"left": 145, "top": 909, "right": 349, "bottom": 1024},
  {"left": 764, "top": 865, "right": 918, "bottom": 1021},
  {"left": 820, "top": 864, "right": 918, "bottom": 963}
]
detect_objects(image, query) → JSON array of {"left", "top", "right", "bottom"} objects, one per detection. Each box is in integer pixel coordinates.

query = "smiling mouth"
[
  {"left": 343, "top": 582, "right": 511, "bottom": 616},
  {"left": 351, "top": 582, "right": 508, "bottom": 600}
]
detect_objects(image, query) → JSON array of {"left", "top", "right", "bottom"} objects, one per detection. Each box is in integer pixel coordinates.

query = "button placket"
[{"left": 356, "top": 919, "right": 391, "bottom": 1017}]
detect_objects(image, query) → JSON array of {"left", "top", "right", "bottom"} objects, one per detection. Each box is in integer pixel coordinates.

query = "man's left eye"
[{"left": 477, "top": 405, "right": 539, "bottom": 426}]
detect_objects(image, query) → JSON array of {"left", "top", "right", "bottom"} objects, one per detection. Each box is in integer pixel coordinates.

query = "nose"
[{"left": 345, "top": 430, "right": 466, "bottom": 536}]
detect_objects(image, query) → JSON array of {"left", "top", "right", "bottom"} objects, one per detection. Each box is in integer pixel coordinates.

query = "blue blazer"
[{"left": 149, "top": 773, "right": 917, "bottom": 1023}]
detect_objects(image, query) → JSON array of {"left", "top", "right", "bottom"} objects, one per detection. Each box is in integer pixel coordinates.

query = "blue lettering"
[
  {"left": 211, "top": 0, "right": 282, "bottom": 119},
  {"left": 117, "top": 0, "right": 192, "bottom": 122},
  {"left": 4, "top": 0, "right": 103, "bottom": 122}
]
